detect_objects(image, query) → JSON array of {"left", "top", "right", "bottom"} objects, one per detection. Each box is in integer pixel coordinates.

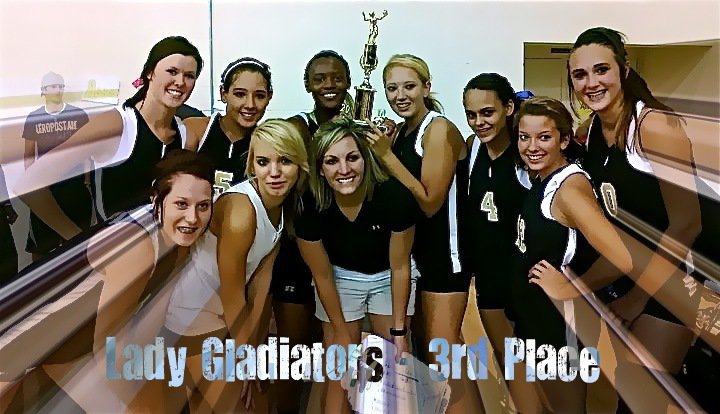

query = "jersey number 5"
[
  {"left": 600, "top": 182, "right": 618, "bottom": 217},
  {"left": 515, "top": 216, "right": 526, "bottom": 253},
  {"left": 214, "top": 170, "right": 234, "bottom": 196},
  {"left": 481, "top": 191, "right": 499, "bottom": 222}
]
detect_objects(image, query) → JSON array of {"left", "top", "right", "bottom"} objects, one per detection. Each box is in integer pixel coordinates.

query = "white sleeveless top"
[{"left": 164, "top": 179, "right": 283, "bottom": 336}]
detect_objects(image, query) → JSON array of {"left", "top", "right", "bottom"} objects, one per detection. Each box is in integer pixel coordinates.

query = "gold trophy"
[{"left": 354, "top": 10, "right": 388, "bottom": 129}]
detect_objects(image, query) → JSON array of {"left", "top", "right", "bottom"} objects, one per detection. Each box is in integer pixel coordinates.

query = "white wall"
[
  {"left": 1, "top": 0, "right": 718, "bottom": 269},
  {"left": 0, "top": 0, "right": 211, "bottom": 114},
  {"left": 209, "top": 0, "right": 720, "bottom": 136},
  {"left": 1, "top": 0, "right": 718, "bottom": 132}
]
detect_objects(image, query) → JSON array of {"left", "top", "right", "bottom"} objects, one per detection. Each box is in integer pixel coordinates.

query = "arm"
[
  {"left": 389, "top": 226, "right": 414, "bottom": 330},
  {"left": 530, "top": 174, "right": 633, "bottom": 300},
  {"left": 629, "top": 111, "right": 701, "bottom": 296},
  {"left": 246, "top": 245, "right": 279, "bottom": 345},
  {"left": 0, "top": 164, "right": 17, "bottom": 224},
  {"left": 182, "top": 116, "right": 210, "bottom": 152},
  {"left": 23, "top": 139, "right": 35, "bottom": 170},
  {"left": 90, "top": 224, "right": 156, "bottom": 352},
  {"left": 296, "top": 238, "right": 349, "bottom": 335},
  {"left": 367, "top": 118, "right": 464, "bottom": 217},
  {"left": 16, "top": 109, "right": 124, "bottom": 238},
  {"left": 556, "top": 174, "right": 634, "bottom": 284},
  {"left": 214, "top": 195, "right": 256, "bottom": 343}
]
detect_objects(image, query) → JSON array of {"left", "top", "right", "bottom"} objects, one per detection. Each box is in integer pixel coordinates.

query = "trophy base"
[{"left": 354, "top": 118, "right": 388, "bottom": 134}]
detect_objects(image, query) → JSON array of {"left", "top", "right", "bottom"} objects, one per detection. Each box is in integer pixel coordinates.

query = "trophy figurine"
[{"left": 354, "top": 10, "right": 388, "bottom": 128}]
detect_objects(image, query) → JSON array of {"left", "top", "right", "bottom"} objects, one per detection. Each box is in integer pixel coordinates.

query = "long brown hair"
[{"left": 567, "top": 27, "right": 673, "bottom": 151}]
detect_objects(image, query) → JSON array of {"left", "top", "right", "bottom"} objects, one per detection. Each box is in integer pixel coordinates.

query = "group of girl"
[{"left": 9, "top": 25, "right": 719, "bottom": 414}]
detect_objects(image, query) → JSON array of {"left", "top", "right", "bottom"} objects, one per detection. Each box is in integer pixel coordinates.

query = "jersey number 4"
[
  {"left": 600, "top": 182, "right": 618, "bottom": 217},
  {"left": 515, "top": 216, "right": 526, "bottom": 253},
  {"left": 481, "top": 191, "right": 499, "bottom": 222}
]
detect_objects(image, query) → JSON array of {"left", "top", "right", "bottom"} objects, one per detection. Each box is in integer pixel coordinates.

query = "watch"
[{"left": 389, "top": 327, "right": 407, "bottom": 337}]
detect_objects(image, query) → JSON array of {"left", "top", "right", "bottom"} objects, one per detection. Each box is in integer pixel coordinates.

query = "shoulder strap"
[
  {"left": 197, "top": 112, "right": 221, "bottom": 150},
  {"left": 468, "top": 135, "right": 481, "bottom": 176},
  {"left": 515, "top": 166, "right": 532, "bottom": 190},
  {"left": 540, "top": 163, "right": 591, "bottom": 222},
  {"left": 625, "top": 101, "right": 653, "bottom": 174},
  {"left": 414, "top": 111, "right": 443, "bottom": 157}
]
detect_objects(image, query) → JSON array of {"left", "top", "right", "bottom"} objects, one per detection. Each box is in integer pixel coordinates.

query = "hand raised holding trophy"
[{"left": 354, "top": 10, "right": 394, "bottom": 135}]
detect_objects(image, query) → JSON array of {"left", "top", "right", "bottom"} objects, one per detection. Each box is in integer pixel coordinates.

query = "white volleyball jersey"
[{"left": 164, "top": 179, "right": 283, "bottom": 335}]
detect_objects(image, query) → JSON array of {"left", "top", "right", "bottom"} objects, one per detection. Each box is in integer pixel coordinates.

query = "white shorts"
[{"left": 314, "top": 264, "right": 418, "bottom": 323}]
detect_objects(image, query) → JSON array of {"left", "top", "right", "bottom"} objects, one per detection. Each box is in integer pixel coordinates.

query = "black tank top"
[
  {"left": 511, "top": 163, "right": 599, "bottom": 346},
  {"left": 584, "top": 104, "right": 670, "bottom": 239},
  {"left": 95, "top": 107, "right": 182, "bottom": 219},
  {"left": 198, "top": 113, "right": 251, "bottom": 196},
  {"left": 465, "top": 138, "right": 531, "bottom": 275},
  {"left": 393, "top": 111, "right": 468, "bottom": 277},
  {"left": 293, "top": 112, "right": 320, "bottom": 138}
]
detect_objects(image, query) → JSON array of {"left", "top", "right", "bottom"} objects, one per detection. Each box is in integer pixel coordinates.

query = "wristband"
[{"left": 389, "top": 327, "right": 407, "bottom": 337}]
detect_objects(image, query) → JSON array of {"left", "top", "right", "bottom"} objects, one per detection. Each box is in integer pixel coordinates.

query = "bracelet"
[{"left": 389, "top": 327, "right": 407, "bottom": 337}]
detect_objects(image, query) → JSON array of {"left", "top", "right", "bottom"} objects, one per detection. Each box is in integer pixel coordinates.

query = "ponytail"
[
  {"left": 424, "top": 93, "right": 444, "bottom": 113},
  {"left": 124, "top": 81, "right": 150, "bottom": 109}
]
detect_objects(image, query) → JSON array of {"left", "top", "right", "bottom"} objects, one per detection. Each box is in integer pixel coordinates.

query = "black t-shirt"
[
  {"left": 23, "top": 104, "right": 89, "bottom": 157},
  {"left": 295, "top": 179, "right": 417, "bottom": 274}
]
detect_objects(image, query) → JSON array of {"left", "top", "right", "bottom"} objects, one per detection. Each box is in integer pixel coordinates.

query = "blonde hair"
[
  {"left": 310, "top": 116, "right": 388, "bottom": 211},
  {"left": 247, "top": 119, "right": 309, "bottom": 234},
  {"left": 383, "top": 54, "right": 444, "bottom": 113}
]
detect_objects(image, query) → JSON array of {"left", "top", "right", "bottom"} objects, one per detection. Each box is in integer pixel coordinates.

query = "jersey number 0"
[{"left": 600, "top": 182, "right": 618, "bottom": 217}]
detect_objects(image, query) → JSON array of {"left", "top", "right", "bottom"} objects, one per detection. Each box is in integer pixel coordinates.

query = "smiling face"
[
  {"left": 463, "top": 89, "right": 514, "bottom": 144},
  {"left": 569, "top": 44, "right": 626, "bottom": 115},
  {"left": 518, "top": 115, "right": 569, "bottom": 180},
  {"left": 251, "top": 137, "right": 300, "bottom": 200},
  {"left": 306, "top": 56, "right": 349, "bottom": 111},
  {"left": 320, "top": 135, "right": 365, "bottom": 197},
  {"left": 384, "top": 66, "right": 429, "bottom": 122},
  {"left": 222, "top": 70, "right": 271, "bottom": 130},
  {"left": 159, "top": 173, "right": 212, "bottom": 247},
  {"left": 146, "top": 53, "right": 198, "bottom": 109}
]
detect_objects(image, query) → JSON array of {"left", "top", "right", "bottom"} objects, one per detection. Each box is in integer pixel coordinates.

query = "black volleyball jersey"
[
  {"left": 512, "top": 163, "right": 599, "bottom": 347},
  {"left": 465, "top": 137, "right": 531, "bottom": 275},
  {"left": 295, "top": 180, "right": 416, "bottom": 274},
  {"left": 197, "top": 113, "right": 251, "bottom": 197},
  {"left": 93, "top": 106, "right": 185, "bottom": 220},
  {"left": 294, "top": 112, "right": 320, "bottom": 138},
  {"left": 584, "top": 101, "right": 672, "bottom": 245},
  {"left": 393, "top": 111, "right": 468, "bottom": 277}
]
